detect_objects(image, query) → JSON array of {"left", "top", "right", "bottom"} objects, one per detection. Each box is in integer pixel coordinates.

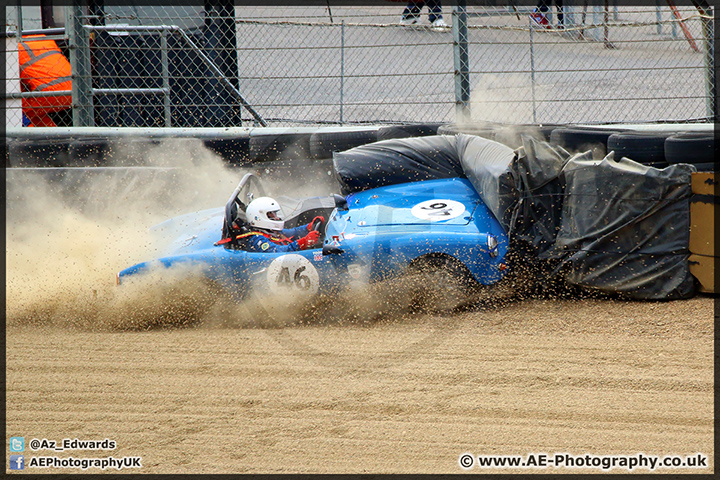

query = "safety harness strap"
[{"left": 214, "top": 231, "right": 293, "bottom": 247}]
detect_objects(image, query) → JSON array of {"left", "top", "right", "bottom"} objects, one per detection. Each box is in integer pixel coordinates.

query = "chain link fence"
[{"left": 4, "top": 2, "right": 715, "bottom": 128}]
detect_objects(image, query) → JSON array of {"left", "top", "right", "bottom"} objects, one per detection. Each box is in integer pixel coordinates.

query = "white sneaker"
[
  {"left": 400, "top": 17, "right": 419, "bottom": 26},
  {"left": 431, "top": 18, "right": 449, "bottom": 30}
]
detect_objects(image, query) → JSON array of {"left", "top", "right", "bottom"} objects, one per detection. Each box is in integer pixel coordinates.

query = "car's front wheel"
[{"left": 405, "top": 254, "right": 480, "bottom": 314}]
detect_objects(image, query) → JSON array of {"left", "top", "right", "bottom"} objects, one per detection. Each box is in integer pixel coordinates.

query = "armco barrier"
[
  {"left": 6, "top": 123, "right": 713, "bottom": 168},
  {"left": 6, "top": 126, "right": 252, "bottom": 167},
  {"left": 6, "top": 126, "right": 385, "bottom": 167}
]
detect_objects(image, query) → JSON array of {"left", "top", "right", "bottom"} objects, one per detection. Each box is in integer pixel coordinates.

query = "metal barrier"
[{"left": 4, "top": 3, "right": 715, "bottom": 128}]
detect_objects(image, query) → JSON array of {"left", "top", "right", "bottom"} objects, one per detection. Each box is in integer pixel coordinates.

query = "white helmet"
[{"left": 246, "top": 197, "right": 285, "bottom": 232}]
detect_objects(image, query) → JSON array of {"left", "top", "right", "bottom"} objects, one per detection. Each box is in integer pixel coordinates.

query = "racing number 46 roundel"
[
  {"left": 265, "top": 254, "right": 320, "bottom": 295},
  {"left": 411, "top": 199, "right": 466, "bottom": 222}
]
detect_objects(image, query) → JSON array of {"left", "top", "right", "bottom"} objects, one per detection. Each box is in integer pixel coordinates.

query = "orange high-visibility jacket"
[{"left": 19, "top": 36, "right": 72, "bottom": 124}]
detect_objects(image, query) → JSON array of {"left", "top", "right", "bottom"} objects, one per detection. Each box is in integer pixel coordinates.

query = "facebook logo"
[
  {"left": 9, "top": 437, "right": 25, "bottom": 452},
  {"left": 9, "top": 455, "right": 25, "bottom": 470}
]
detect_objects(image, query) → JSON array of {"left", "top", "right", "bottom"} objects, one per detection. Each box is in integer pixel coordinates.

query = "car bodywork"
[{"left": 117, "top": 173, "right": 509, "bottom": 303}]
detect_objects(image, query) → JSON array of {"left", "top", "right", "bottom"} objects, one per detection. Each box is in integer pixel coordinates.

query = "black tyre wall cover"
[
  {"left": 436, "top": 123, "right": 496, "bottom": 139},
  {"left": 556, "top": 159, "right": 696, "bottom": 300},
  {"left": 606, "top": 131, "right": 680, "bottom": 166},
  {"left": 309, "top": 129, "right": 379, "bottom": 159},
  {"left": 249, "top": 133, "right": 311, "bottom": 162},
  {"left": 376, "top": 123, "right": 444, "bottom": 140},
  {"left": 664, "top": 132, "right": 716, "bottom": 165},
  {"left": 332, "top": 135, "right": 465, "bottom": 195},
  {"left": 549, "top": 127, "right": 623, "bottom": 159}
]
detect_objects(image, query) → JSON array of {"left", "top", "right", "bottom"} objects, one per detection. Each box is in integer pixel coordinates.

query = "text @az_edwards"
[
  {"left": 29, "top": 438, "right": 116, "bottom": 451},
  {"left": 458, "top": 452, "right": 709, "bottom": 471}
]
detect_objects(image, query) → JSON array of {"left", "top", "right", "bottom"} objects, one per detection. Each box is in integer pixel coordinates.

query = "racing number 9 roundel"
[{"left": 411, "top": 199, "right": 466, "bottom": 222}]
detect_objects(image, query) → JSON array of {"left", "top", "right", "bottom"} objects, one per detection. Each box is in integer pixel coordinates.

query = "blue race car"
[{"left": 118, "top": 172, "right": 510, "bottom": 310}]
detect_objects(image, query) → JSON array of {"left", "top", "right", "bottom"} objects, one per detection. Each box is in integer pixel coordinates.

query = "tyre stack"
[
  {"left": 249, "top": 131, "right": 313, "bottom": 163},
  {"left": 546, "top": 126, "right": 715, "bottom": 172},
  {"left": 7, "top": 137, "right": 70, "bottom": 167},
  {"left": 492, "top": 124, "right": 559, "bottom": 149},
  {"left": 549, "top": 126, "right": 627, "bottom": 159},
  {"left": 376, "top": 123, "right": 444, "bottom": 141},
  {"left": 606, "top": 130, "right": 715, "bottom": 171},
  {"left": 308, "top": 128, "right": 379, "bottom": 160},
  {"left": 606, "top": 131, "right": 678, "bottom": 168},
  {"left": 664, "top": 132, "right": 715, "bottom": 172},
  {"left": 436, "top": 122, "right": 497, "bottom": 140}
]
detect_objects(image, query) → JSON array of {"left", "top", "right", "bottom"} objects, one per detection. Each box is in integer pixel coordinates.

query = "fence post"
[
  {"left": 452, "top": 0, "right": 470, "bottom": 124},
  {"left": 530, "top": 15, "right": 537, "bottom": 124},
  {"left": 340, "top": 20, "right": 345, "bottom": 124},
  {"left": 160, "top": 29, "right": 171, "bottom": 127},
  {"left": 203, "top": 0, "right": 241, "bottom": 127},
  {"left": 67, "top": 2, "right": 93, "bottom": 126},
  {"left": 697, "top": 4, "right": 715, "bottom": 120},
  {"left": 15, "top": 2, "right": 23, "bottom": 36}
]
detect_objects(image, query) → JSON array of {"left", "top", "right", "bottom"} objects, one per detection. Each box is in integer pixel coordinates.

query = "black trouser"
[
  {"left": 537, "top": 0, "right": 564, "bottom": 26},
  {"left": 48, "top": 108, "right": 73, "bottom": 127},
  {"left": 402, "top": 1, "right": 443, "bottom": 23}
]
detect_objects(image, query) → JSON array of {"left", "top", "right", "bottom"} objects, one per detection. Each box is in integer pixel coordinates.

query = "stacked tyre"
[
  {"left": 606, "top": 131, "right": 679, "bottom": 168},
  {"left": 309, "top": 129, "right": 379, "bottom": 159},
  {"left": 7, "top": 138, "right": 70, "bottom": 167},
  {"left": 376, "top": 123, "right": 444, "bottom": 141},
  {"left": 493, "top": 124, "right": 560, "bottom": 149},
  {"left": 436, "top": 123, "right": 497, "bottom": 140},
  {"left": 549, "top": 127, "right": 626, "bottom": 159},
  {"left": 68, "top": 138, "right": 114, "bottom": 167},
  {"left": 249, "top": 132, "right": 312, "bottom": 162},
  {"left": 548, "top": 127, "right": 714, "bottom": 172},
  {"left": 664, "top": 132, "right": 715, "bottom": 172},
  {"left": 204, "top": 136, "right": 251, "bottom": 166},
  {"left": 606, "top": 131, "right": 715, "bottom": 171}
]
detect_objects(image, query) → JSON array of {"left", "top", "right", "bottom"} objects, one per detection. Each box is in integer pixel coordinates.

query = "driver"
[{"left": 237, "top": 197, "right": 324, "bottom": 253}]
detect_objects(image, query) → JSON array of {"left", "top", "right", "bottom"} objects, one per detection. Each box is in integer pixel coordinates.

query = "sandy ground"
[{"left": 6, "top": 294, "right": 714, "bottom": 474}]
